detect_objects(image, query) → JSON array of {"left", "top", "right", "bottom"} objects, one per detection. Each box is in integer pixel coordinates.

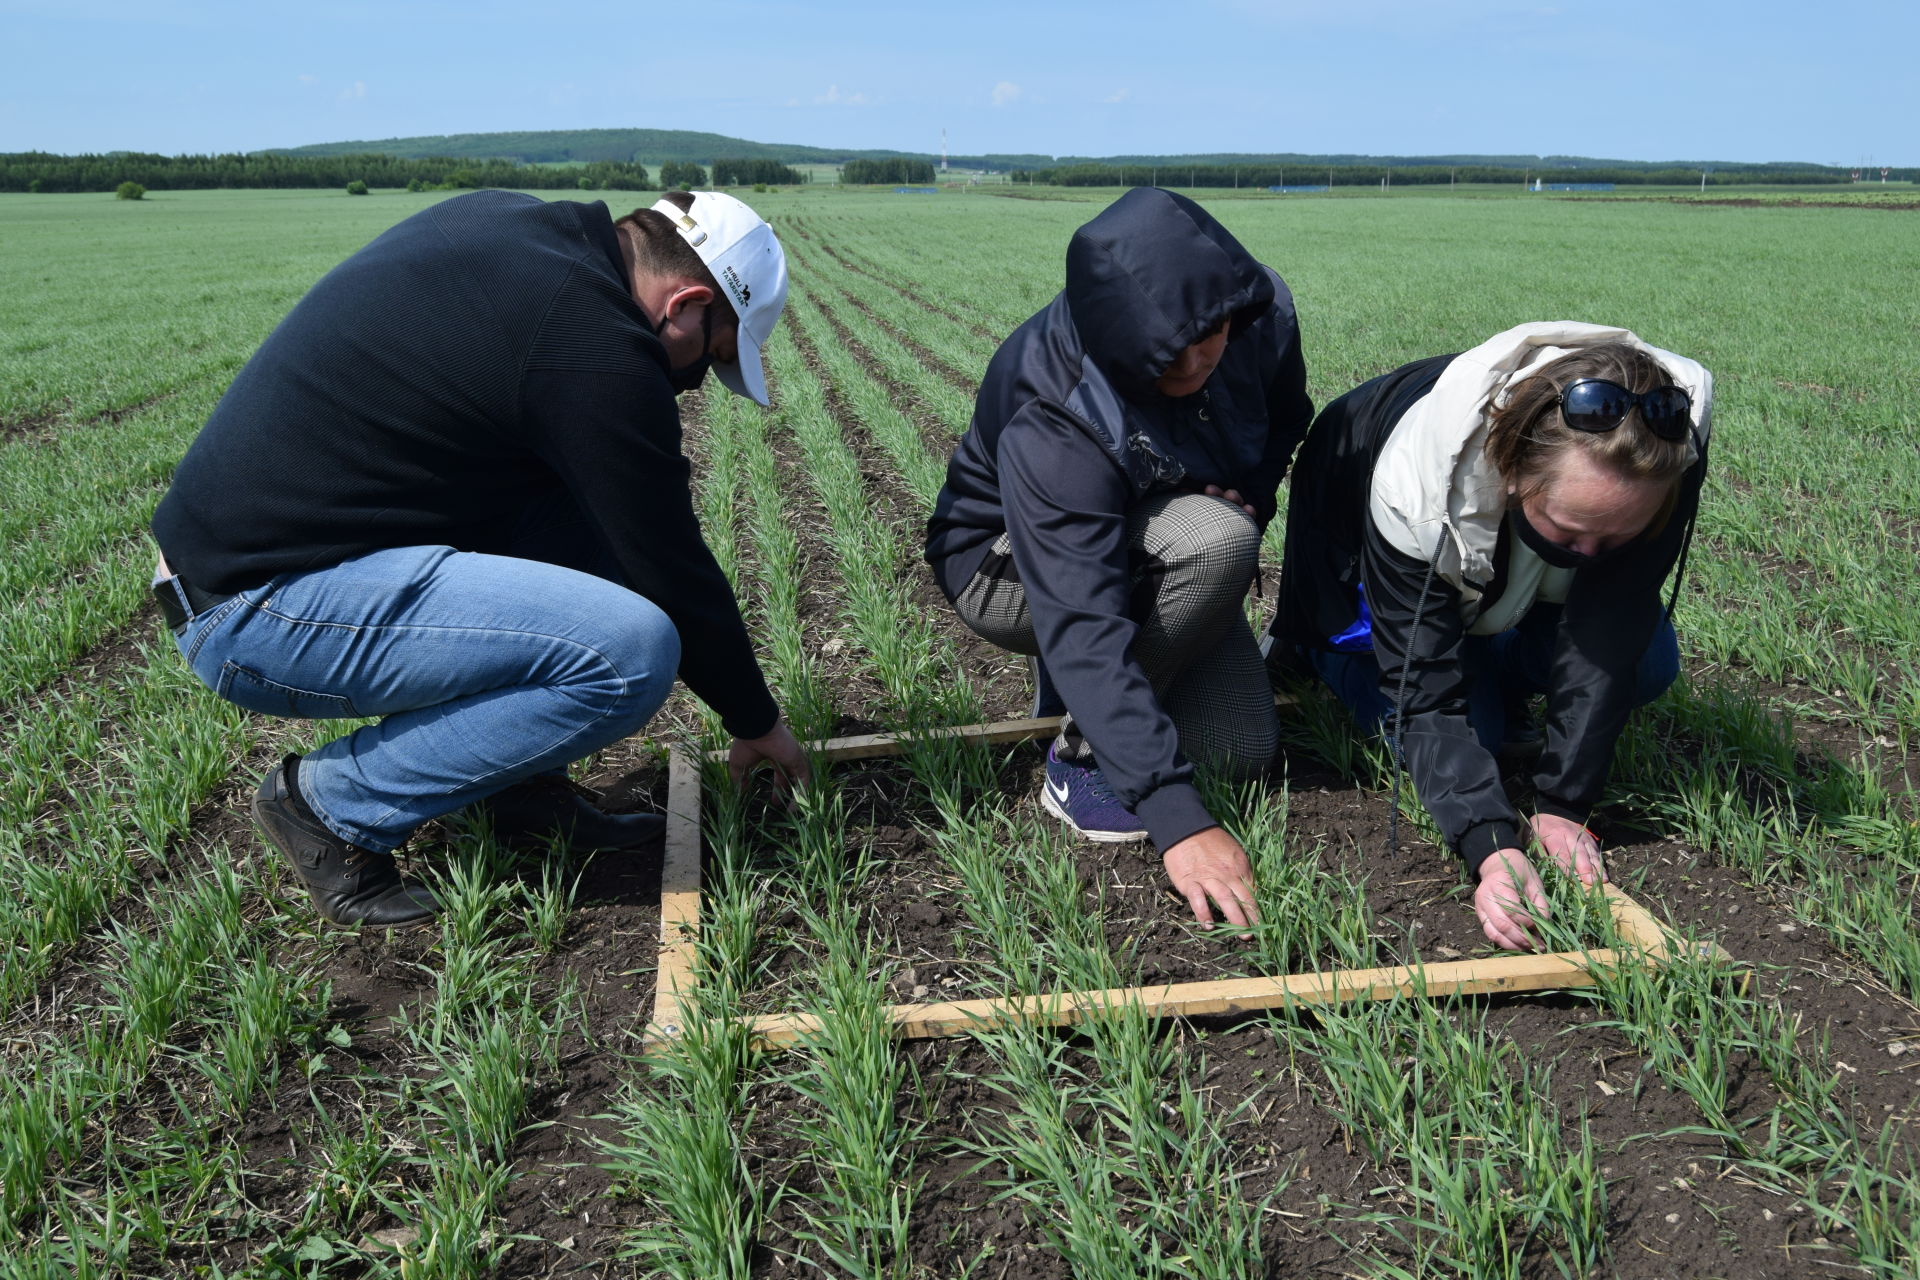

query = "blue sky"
[{"left": 2, "top": 1, "right": 1911, "bottom": 165}]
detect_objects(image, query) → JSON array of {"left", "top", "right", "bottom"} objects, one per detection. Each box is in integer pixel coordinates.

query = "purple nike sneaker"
[{"left": 1041, "top": 746, "right": 1148, "bottom": 843}]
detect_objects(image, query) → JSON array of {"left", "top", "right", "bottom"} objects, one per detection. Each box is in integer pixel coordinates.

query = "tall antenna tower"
[{"left": 941, "top": 128, "right": 949, "bottom": 172}]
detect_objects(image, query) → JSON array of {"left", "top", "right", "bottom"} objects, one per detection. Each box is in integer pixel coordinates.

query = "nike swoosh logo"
[{"left": 1046, "top": 776, "right": 1073, "bottom": 805}]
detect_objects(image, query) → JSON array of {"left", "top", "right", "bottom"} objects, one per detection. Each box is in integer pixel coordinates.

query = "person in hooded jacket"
[
  {"left": 925, "top": 188, "right": 1314, "bottom": 928},
  {"left": 1267, "top": 323, "right": 1711, "bottom": 950}
]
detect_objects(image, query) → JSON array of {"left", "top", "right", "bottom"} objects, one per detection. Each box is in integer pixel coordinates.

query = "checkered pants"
[{"left": 954, "top": 492, "right": 1276, "bottom": 776}]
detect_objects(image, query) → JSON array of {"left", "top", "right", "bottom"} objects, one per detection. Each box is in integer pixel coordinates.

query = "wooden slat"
[
  {"left": 702, "top": 715, "right": 1063, "bottom": 766},
  {"left": 642, "top": 751, "right": 703, "bottom": 1049},
  {"left": 737, "top": 948, "right": 1632, "bottom": 1051},
  {"left": 1602, "top": 882, "right": 1670, "bottom": 958},
  {"left": 649, "top": 713, "right": 1737, "bottom": 1056},
  {"left": 700, "top": 693, "right": 1294, "bottom": 766},
  {"left": 1603, "top": 882, "right": 1734, "bottom": 964}
]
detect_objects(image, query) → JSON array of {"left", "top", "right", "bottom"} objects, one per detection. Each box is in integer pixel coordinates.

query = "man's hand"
[
  {"left": 1163, "top": 826, "right": 1260, "bottom": 930},
  {"left": 727, "top": 715, "right": 811, "bottom": 794},
  {"left": 1531, "top": 813, "right": 1606, "bottom": 885},
  {"left": 1203, "top": 484, "right": 1257, "bottom": 519},
  {"left": 1474, "top": 849, "right": 1550, "bottom": 951}
]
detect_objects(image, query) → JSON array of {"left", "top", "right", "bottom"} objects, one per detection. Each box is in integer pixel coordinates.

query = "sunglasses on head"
[{"left": 1556, "top": 379, "right": 1693, "bottom": 440}]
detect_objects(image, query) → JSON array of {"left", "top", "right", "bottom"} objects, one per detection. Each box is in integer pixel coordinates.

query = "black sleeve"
[
  {"left": 1533, "top": 450, "right": 1706, "bottom": 822},
  {"left": 1362, "top": 530, "right": 1524, "bottom": 873},
  {"left": 519, "top": 365, "right": 780, "bottom": 740},
  {"left": 998, "top": 403, "right": 1217, "bottom": 852},
  {"left": 1244, "top": 318, "right": 1315, "bottom": 530}
]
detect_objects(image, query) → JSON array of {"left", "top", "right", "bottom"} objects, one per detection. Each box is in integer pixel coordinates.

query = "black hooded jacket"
[{"left": 925, "top": 189, "right": 1313, "bottom": 851}]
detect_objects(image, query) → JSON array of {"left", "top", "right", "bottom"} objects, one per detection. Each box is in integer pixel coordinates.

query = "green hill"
[
  {"left": 265, "top": 129, "right": 1847, "bottom": 177},
  {"left": 268, "top": 127, "right": 1048, "bottom": 170}
]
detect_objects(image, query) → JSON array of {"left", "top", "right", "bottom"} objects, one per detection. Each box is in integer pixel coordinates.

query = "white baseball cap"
[{"left": 650, "top": 192, "right": 789, "bottom": 406}]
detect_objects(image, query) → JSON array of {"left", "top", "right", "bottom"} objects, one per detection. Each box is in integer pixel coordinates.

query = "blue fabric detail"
[{"left": 1328, "top": 582, "right": 1374, "bottom": 652}]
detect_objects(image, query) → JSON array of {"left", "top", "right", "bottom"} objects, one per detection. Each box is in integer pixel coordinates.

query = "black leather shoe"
[
  {"left": 474, "top": 775, "right": 665, "bottom": 852},
  {"left": 252, "top": 756, "right": 439, "bottom": 927}
]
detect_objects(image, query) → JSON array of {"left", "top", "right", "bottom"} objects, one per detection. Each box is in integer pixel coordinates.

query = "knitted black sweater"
[{"left": 152, "top": 190, "right": 777, "bottom": 738}]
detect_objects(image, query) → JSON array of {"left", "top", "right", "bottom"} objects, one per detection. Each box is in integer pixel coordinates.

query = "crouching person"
[
  {"left": 925, "top": 188, "right": 1315, "bottom": 927},
  {"left": 151, "top": 189, "right": 809, "bottom": 927},
  {"left": 1268, "top": 323, "right": 1710, "bottom": 950}
]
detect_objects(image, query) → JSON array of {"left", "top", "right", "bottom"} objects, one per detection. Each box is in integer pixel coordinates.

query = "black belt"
[{"left": 155, "top": 574, "right": 236, "bottom": 634}]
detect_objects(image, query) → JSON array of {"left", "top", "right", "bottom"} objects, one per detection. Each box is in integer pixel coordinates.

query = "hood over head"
[{"left": 1065, "top": 188, "right": 1275, "bottom": 398}]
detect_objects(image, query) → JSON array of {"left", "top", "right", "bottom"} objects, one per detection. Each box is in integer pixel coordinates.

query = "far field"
[{"left": 1, "top": 184, "right": 1917, "bottom": 1278}]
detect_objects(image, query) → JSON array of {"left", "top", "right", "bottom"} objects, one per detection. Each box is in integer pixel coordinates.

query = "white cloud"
[
  {"left": 991, "top": 81, "right": 1021, "bottom": 107},
  {"left": 297, "top": 73, "right": 318, "bottom": 85},
  {"left": 814, "top": 84, "right": 871, "bottom": 106},
  {"left": 1104, "top": 88, "right": 1131, "bottom": 103},
  {"left": 338, "top": 80, "right": 367, "bottom": 102}
]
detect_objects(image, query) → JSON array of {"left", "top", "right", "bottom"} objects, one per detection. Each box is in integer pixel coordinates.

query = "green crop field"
[{"left": 2, "top": 185, "right": 1917, "bottom": 1278}]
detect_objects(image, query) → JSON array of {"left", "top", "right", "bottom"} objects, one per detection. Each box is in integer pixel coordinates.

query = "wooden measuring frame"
[{"left": 643, "top": 716, "right": 1732, "bottom": 1054}]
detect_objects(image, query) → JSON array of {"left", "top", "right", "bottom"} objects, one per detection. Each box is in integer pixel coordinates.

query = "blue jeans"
[
  {"left": 1307, "top": 606, "right": 1680, "bottom": 751},
  {"left": 168, "top": 535, "right": 679, "bottom": 853}
]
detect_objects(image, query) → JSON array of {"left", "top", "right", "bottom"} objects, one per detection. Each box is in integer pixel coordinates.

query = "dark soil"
[
  {"left": 786, "top": 214, "right": 1006, "bottom": 344},
  {"left": 27, "top": 614, "right": 1912, "bottom": 1280},
  {"left": 607, "top": 723, "right": 1917, "bottom": 1279},
  {"left": 794, "top": 255, "right": 981, "bottom": 398},
  {"left": 780, "top": 295, "right": 1030, "bottom": 724},
  {"left": 16, "top": 251, "right": 1918, "bottom": 1280},
  {"left": 786, "top": 249, "right": 974, "bottom": 448},
  {"left": 738, "top": 745, "right": 1497, "bottom": 1020}
]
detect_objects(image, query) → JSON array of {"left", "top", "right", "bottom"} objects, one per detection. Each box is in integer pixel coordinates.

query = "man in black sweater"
[{"left": 152, "top": 189, "right": 808, "bottom": 926}]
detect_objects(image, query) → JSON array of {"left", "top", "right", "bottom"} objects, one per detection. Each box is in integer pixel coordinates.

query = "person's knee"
[
  {"left": 1194, "top": 732, "right": 1276, "bottom": 782},
  {"left": 1147, "top": 494, "right": 1262, "bottom": 585},
  {"left": 584, "top": 596, "right": 681, "bottom": 735},
  {"left": 1185, "top": 707, "right": 1278, "bottom": 781},
  {"left": 1229, "top": 718, "right": 1279, "bottom": 779}
]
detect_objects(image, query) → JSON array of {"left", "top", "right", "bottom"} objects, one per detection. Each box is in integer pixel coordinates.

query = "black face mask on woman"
[{"left": 1507, "top": 505, "right": 1637, "bottom": 571}]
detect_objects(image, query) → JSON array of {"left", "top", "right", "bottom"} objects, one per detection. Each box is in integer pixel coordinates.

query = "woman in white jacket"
[{"left": 1267, "top": 323, "right": 1711, "bottom": 950}]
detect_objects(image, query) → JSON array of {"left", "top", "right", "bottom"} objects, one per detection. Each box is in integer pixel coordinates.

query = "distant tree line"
[
  {"left": 271, "top": 127, "right": 1051, "bottom": 172},
  {"left": 0, "top": 151, "right": 654, "bottom": 194},
  {"left": 840, "top": 158, "right": 937, "bottom": 185},
  {"left": 1024, "top": 161, "right": 1864, "bottom": 187},
  {"left": 708, "top": 157, "right": 805, "bottom": 186},
  {"left": 658, "top": 160, "right": 707, "bottom": 189}
]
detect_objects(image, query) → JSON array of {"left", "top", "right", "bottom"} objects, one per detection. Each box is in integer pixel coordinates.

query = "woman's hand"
[
  {"left": 1531, "top": 813, "right": 1606, "bottom": 886},
  {"left": 1163, "top": 826, "right": 1261, "bottom": 930},
  {"left": 1202, "top": 484, "right": 1258, "bottom": 519},
  {"left": 1474, "top": 849, "right": 1551, "bottom": 951}
]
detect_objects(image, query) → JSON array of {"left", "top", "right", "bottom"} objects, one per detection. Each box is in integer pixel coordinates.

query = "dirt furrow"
[
  {"left": 787, "top": 214, "right": 1004, "bottom": 343},
  {"left": 0, "top": 386, "right": 186, "bottom": 446}
]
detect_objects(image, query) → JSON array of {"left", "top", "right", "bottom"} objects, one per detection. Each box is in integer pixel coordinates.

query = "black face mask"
[
  {"left": 1508, "top": 506, "right": 1635, "bottom": 571},
  {"left": 667, "top": 302, "right": 716, "bottom": 395}
]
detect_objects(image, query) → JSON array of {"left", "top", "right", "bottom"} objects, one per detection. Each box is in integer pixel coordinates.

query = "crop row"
[
  {"left": 787, "top": 203, "right": 1920, "bottom": 1012},
  {"left": 616, "top": 220, "right": 1920, "bottom": 1275}
]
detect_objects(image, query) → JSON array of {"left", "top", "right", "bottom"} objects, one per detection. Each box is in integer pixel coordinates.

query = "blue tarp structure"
[
  {"left": 894, "top": 186, "right": 939, "bottom": 194},
  {"left": 1542, "top": 182, "right": 1616, "bottom": 192},
  {"left": 1266, "top": 184, "right": 1330, "bottom": 193}
]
